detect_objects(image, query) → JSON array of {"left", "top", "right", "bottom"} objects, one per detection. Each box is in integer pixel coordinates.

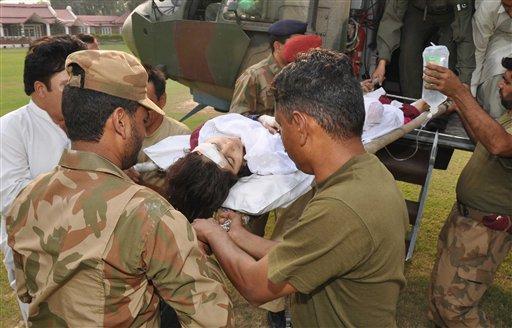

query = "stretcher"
[{"left": 364, "top": 99, "right": 474, "bottom": 260}]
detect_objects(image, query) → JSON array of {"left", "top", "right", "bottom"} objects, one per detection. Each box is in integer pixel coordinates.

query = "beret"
[
  {"left": 282, "top": 35, "right": 323, "bottom": 63},
  {"left": 268, "top": 19, "right": 307, "bottom": 37}
]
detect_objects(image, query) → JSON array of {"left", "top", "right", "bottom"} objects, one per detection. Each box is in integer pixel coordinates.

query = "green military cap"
[{"left": 65, "top": 50, "right": 165, "bottom": 115}]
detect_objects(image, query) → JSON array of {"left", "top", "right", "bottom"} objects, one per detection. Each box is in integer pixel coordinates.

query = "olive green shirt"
[
  {"left": 137, "top": 116, "right": 190, "bottom": 189},
  {"left": 268, "top": 153, "right": 408, "bottom": 328},
  {"left": 457, "top": 111, "right": 512, "bottom": 215},
  {"left": 377, "top": 0, "right": 475, "bottom": 83},
  {"left": 6, "top": 149, "right": 232, "bottom": 327},
  {"left": 229, "top": 54, "right": 281, "bottom": 116}
]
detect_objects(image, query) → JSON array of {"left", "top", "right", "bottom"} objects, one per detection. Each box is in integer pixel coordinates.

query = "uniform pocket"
[
  {"left": 451, "top": 215, "right": 490, "bottom": 262},
  {"left": 456, "top": 266, "right": 493, "bottom": 285}
]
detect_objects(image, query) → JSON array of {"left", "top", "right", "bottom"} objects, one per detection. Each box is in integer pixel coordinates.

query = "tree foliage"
[{"left": 50, "top": 0, "right": 147, "bottom": 15}]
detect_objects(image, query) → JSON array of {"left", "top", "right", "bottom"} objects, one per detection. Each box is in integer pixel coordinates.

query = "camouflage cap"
[{"left": 65, "top": 50, "right": 165, "bottom": 115}]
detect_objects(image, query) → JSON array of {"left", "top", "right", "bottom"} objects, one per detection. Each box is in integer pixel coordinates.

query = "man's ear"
[
  {"left": 158, "top": 93, "right": 167, "bottom": 109},
  {"left": 273, "top": 41, "right": 283, "bottom": 53},
  {"left": 33, "top": 81, "right": 48, "bottom": 98},
  {"left": 111, "top": 107, "right": 130, "bottom": 139},
  {"left": 292, "top": 111, "right": 309, "bottom": 146}
]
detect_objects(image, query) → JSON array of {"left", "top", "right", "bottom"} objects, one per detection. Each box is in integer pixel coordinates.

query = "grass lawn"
[{"left": 1, "top": 42, "right": 510, "bottom": 327}]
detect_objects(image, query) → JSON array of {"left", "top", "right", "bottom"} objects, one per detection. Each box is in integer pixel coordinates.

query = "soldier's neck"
[
  {"left": 273, "top": 53, "right": 286, "bottom": 68},
  {"left": 72, "top": 141, "right": 123, "bottom": 168}
]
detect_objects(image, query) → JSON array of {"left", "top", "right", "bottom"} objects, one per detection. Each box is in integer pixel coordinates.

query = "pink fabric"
[
  {"left": 189, "top": 123, "right": 204, "bottom": 150},
  {"left": 378, "top": 95, "right": 420, "bottom": 124}
]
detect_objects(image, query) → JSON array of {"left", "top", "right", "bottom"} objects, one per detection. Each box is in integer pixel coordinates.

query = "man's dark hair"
[
  {"left": 166, "top": 152, "right": 238, "bottom": 222},
  {"left": 269, "top": 34, "right": 293, "bottom": 53},
  {"left": 62, "top": 64, "right": 139, "bottom": 142},
  {"left": 144, "top": 64, "right": 166, "bottom": 100},
  {"left": 272, "top": 49, "right": 365, "bottom": 140},
  {"left": 24, "top": 35, "right": 86, "bottom": 96},
  {"left": 77, "top": 33, "right": 96, "bottom": 44},
  {"left": 502, "top": 57, "right": 512, "bottom": 70}
]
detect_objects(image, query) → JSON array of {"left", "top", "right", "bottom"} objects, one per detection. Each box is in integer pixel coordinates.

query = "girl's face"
[{"left": 205, "top": 136, "right": 245, "bottom": 175}]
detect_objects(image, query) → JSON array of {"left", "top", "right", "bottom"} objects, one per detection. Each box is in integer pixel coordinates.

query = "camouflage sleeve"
[
  {"left": 11, "top": 249, "right": 31, "bottom": 304},
  {"left": 229, "top": 70, "right": 258, "bottom": 115},
  {"left": 376, "top": 0, "right": 408, "bottom": 62},
  {"left": 451, "top": 1, "right": 476, "bottom": 84},
  {"left": 144, "top": 203, "right": 233, "bottom": 327}
]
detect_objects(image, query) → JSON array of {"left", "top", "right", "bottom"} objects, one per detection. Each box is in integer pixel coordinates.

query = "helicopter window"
[
  {"left": 205, "top": 3, "right": 222, "bottom": 21},
  {"left": 153, "top": 0, "right": 183, "bottom": 16},
  {"left": 187, "top": 0, "right": 223, "bottom": 20},
  {"left": 221, "top": 0, "right": 308, "bottom": 23}
]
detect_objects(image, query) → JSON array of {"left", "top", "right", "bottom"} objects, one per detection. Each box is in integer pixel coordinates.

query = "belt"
[
  {"left": 412, "top": 4, "right": 453, "bottom": 16},
  {"left": 457, "top": 202, "right": 512, "bottom": 234}
]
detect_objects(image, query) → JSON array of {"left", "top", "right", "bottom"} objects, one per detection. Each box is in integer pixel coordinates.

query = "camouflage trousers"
[{"left": 428, "top": 203, "right": 512, "bottom": 327}]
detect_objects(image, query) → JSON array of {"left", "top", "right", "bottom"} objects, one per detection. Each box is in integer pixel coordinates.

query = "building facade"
[{"left": 0, "top": 3, "right": 127, "bottom": 43}]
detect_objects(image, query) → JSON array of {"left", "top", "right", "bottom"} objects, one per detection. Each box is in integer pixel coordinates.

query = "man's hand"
[
  {"left": 258, "top": 115, "right": 281, "bottom": 134},
  {"left": 216, "top": 208, "right": 243, "bottom": 229},
  {"left": 371, "top": 59, "right": 387, "bottom": 86},
  {"left": 192, "top": 218, "right": 227, "bottom": 244},
  {"left": 423, "top": 63, "right": 467, "bottom": 98},
  {"left": 360, "top": 79, "right": 374, "bottom": 93}
]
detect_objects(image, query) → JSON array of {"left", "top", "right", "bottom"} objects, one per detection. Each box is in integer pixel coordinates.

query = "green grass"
[
  {"left": 1, "top": 43, "right": 511, "bottom": 327},
  {"left": 0, "top": 42, "right": 215, "bottom": 128}
]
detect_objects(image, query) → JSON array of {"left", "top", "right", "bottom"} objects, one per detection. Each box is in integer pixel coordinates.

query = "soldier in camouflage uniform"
[
  {"left": 6, "top": 50, "right": 233, "bottom": 327},
  {"left": 229, "top": 19, "right": 307, "bottom": 116},
  {"left": 423, "top": 57, "right": 512, "bottom": 327}
]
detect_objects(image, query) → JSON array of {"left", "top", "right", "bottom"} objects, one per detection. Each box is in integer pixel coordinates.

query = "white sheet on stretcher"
[
  {"left": 362, "top": 88, "right": 405, "bottom": 143},
  {"left": 143, "top": 114, "right": 313, "bottom": 215},
  {"left": 143, "top": 103, "right": 402, "bottom": 215}
]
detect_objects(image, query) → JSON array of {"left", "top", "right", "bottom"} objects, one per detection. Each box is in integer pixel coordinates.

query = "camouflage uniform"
[
  {"left": 6, "top": 50, "right": 233, "bottom": 327},
  {"left": 6, "top": 149, "right": 233, "bottom": 327},
  {"left": 229, "top": 54, "right": 281, "bottom": 116},
  {"left": 428, "top": 112, "right": 512, "bottom": 327},
  {"left": 429, "top": 205, "right": 512, "bottom": 327}
]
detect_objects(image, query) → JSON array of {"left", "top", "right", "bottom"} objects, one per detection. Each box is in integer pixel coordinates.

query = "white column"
[
  {"left": 0, "top": 24, "right": 4, "bottom": 37},
  {"left": 65, "top": 26, "right": 69, "bottom": 35},
  {"left": 20, "top": 23, "right": 25, "bottom": 37},
  {"left": 45, "top": 23, "right": 51, "bottom": 36},
  {"left": 86, "top": 26, "right": 91, "bottom": 34}
]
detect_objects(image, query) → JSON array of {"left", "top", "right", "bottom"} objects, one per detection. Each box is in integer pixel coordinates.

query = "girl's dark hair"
[{"left": 166, "top": 152, "right": 238, "bottom": 222}]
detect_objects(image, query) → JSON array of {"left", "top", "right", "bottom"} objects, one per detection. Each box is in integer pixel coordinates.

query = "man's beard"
[{"left": 121, "top": 119, "right": 144, "bottom": 170}]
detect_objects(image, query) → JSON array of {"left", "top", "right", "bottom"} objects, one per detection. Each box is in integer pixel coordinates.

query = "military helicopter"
[
  {"left": 121, "top": 0, "right": 369, "bottom": 120},
  {"left": 122, "top": 0, "right": 474, "bottom": 260}
]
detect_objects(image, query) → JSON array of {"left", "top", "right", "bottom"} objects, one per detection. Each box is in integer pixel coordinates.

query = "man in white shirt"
[
  {"left": 471, "top": 0, "right": 512, "bottom": 119},
  {"left": 0, "top": 35, "right": 86, "bottom": 320}
]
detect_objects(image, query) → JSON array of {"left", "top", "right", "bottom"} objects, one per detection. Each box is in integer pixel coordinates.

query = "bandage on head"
[{"left": 193, "top": 143, "right": 229, "bottom": 169}]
